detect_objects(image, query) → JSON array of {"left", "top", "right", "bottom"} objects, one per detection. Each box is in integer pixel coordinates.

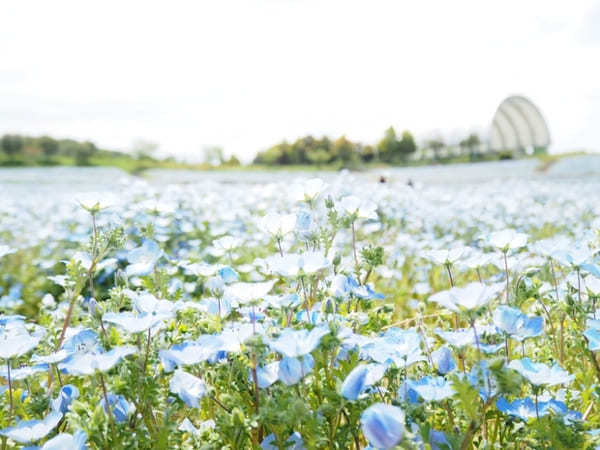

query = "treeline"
[
  {"left": 252, "top": 127, "right": 500, "bottom": 166},
  {"left": 0, "top": 134, "right": 131, "bottom": 166},
  {"left": 253, "top": 127, "right": 417, "bottom": 166}
]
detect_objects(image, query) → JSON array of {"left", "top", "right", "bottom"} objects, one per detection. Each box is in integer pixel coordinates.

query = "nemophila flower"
[
  {"left": 61, "top": 329, "right": 101, "bottom": 355},
  {"left": 584, "top": 328, "right": 600, "bottom": 351},
  {"left": 295, "top": 209, "right": 316, "bottom": 240},
  {"left": 497, "top": 397, "right": 582, "bottom": 422},
  {"left": 263, "top": 293, "right": 300, "bottom": 309},
  {"left": 213, "top": 235, "right": 242, "bottom": 253},
  {"left": 0, "top": 323, "right": 41, "bottom": 359},
  {"left": 260, "top": 212, "right": 296, "bottom": 238},
  {"left": 361, "top": 328, "right": 425, "bottom": 366},
  {"left": 431, "top": 346, "right": 456, "bottom": 374},
  {"left": 0, "top": 364, "right": 49, "bottom": 380},
  {"left": 407, "top": 376, "right": 454, "bottom": 402},
  {"left": 255, "top": 362, "right": 280, "bottom": 389},
  {"left": 464, "top": 361, "right": 498, "bottom": 402},
  {"left": 33, "top": 429, "right": 87, "bottom": 450},
  {"left": 337, "top": 195, "right": 378, "bottom": 220},
  {"left": 508, "top": 358, "right": 574, "bottom": 386},
  {"left": 360, "top": 403, "right": 405, "bottom": 450},
  {"left": 0, "top": 244, "right": 16, "bottom": 258},
  {"left": 218, "top": 266, "right": 239, "bottom": 283},
  {"left": 552, "top": 245, "right": 595, "bottom": 269},
  {"left": 278, "top": 355, "right": 314, "bottom": 385},
  {"left": 51, "top": 384, "right": 80, "bottom": 414},
  {"left": 292, "top": 177, "right": 327, "bottom": 203},
  {"left": 125, "top": 239, "right": 163, "bottom": 277},
  {"left": 159, "top": 336, "right": 226, "bottom": 372},
  {"left": 169, "top": 369, "right": 208, "bottom": 408},
  {"left": 265, "top": 252, "right": 330, "bottom": 277},
  {"left": 102, "top": 311, "right": 172, "bottom": 334},
  {"left": 100, "top": 393, "right": 135, "bottom": 423},
  {"left": 178, "top": 418, "right": 215, "bottom": 437},
  {"left": 424, "top": 247, "right": 468, "bottom": 266},
  {"left": 0, "top": 411, "right": 62, "bottom": 444},
  {"left": 58, "top": 345, "right": 136, "bottom": 375},
  {"left": 261, "top": 431, "right": 305, "bottom": 450},
  {"left": 487, "top": 229, "right": 528, "bottom": 252},
  {"left": 341, "top": 363, "right": 386, "bottom": 400},
  {"left": 496, "top": 397, "right": 538, "bottom": 421},
  {"left": 429, "top": 282, "right": 504, "bottom": 312},
  {"left": 269, "top": 326, "right": 329, "bottom": 358},
  {"left": 493, "top": 305, "right": 543, "bottom": 342},
  {"left": 130, "top": 291, "right": 177, "bottom": 316},
  {"left": 224, "top": 280, "right": 276, "bottom": 304}
]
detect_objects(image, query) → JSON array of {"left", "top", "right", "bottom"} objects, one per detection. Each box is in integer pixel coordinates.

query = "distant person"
[
  {"left": 379, "top": 175, "right": 386, "bottom": 183},
  {"left": 407, "top": 179, "right": 414, "bottom": 188}
]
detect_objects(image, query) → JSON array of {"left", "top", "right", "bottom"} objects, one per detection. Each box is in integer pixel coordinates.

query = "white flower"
[
  {"left": 260, "top": 212, "right": 297, "bottom": 237},
  {"left": 488, "top": 230, "right": 528, "bottom": 251},
  {"left": 337, "top": 195, "right": 378, "bottom": 220}
]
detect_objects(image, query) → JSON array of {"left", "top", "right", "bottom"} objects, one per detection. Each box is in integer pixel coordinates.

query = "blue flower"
[
  {"left": 497, "top": 396, "right": 582, "bottom": 422},
  {"left": 59, "top": 346, "right": 136, "bottom": 375},
  {"left": 429, "top": 429, "right": 451, "bottom": 450},
  {"left": 508, "top": 358, "right": 574, "bottom": 386},
  {"left": 341, "top": 363, "right": 386, "bottom": 400},
  {"left": 102, "top": 311, "right": 171, "bottom": 334},
  {"left": 361, "top": 329, "right": 425, "bottom": 367},
  {"left": 584, "top": 328, "right": 600, "bottom": 351},
  {"left": 407, "top": 376, "right": 455, "bottom": 402},
  {"left": 429, "top": 282, "right": 504, "bottom": 312},
  {"left": 0, "top": 411, "right": 62, "bottom": 444},
  {"left": 269, "top": 326, "right": 329, "bottom": 358},
  {"left": 254, "top": 362, "right": 280, "bottom": 389},
  {"left": 36, "top": 429, "right": 87, "bottom": 450},
  {"left": 61, "top": 329, "right": 101, "bottom": 355},
  {"left": 51, "top": 385, "right": 80, "bottom": 414},
  {"left": 125, "top": 239, "right": 163, "bottom": 277},
  {"left": 431, "top": 346, "right": 456, "bottom": 375},
  {"left": 218, "top": 266, "right": 239, "bottom": 284},
  {"left": 169, "top": 370, "right": 207, "bottom": 408},
  {"left": 100, "top": 394, "right": 135, "bottom": 423},
  {"left": 159, "top": 336, "right": 225, "bottom": 372},
  {"left": 278, "top": 355, "right": 314, "bottom": 386},
  {"left": 360, "top": 403, "right": 405, "bottom": 449},
  {"left": 261, "top": 431, "right": 305, "bottom": 450},
  {"left": 496, "top": 397, "right": 538, "bottom": 421},
  {"left": 493, "top": 305, "right": 543, "bottom": 342}
]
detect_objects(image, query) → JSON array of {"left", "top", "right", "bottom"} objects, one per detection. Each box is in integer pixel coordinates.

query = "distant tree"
[
  {"left": 39, "top": 136, "right": 59, "bottom": 159},
  {"left": 224, "top": 155, "right": 241, "bottom": 166},
  {"left": 332, "top": 136, "right": 357, "bottom": 163},
  {"left": 306, "top": 147, "right": 331, "bottom": 165},
  {"left": 459, "top": 133, "right": 481, "bottom": 158},
  {"left": 398, "top": 131, "right": 417, "bottom": 161},
  {"left": 202, "top": 146, "right": 225, "bottom": 166},
  {"left": 132, "top": 139, "right": 159, "bottom": 160},
  {"left": 376, "top": 127, "right": 399, "bottom": 163},
  {"left": 74, "top": 141, "right": 97, "bottom": 166},
  {"left": 1, "top": 134, "right": 23, "bottom": 159},
  {"left": 426, "top": 138, "right": 445, "bottom": 160},
  {"left": 360, "top": 144, "right": 376, "bottom": 162}
]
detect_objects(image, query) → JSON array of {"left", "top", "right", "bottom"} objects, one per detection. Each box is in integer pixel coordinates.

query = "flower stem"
[
  {"left": 503, "top": 251, "right": 509, "bottom": 304},
  {"left": 6, "top": 359, "right": 13, "bottom": 423}
]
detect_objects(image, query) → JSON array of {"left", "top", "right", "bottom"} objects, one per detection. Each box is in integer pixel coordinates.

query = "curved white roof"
[{"left": 489, "top": 96, "right": 551, "bottom": 151}]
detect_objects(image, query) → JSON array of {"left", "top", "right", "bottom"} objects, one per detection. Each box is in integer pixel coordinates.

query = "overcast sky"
[{"left": 1, "top": 1, "right": 599, "bottom": 161}]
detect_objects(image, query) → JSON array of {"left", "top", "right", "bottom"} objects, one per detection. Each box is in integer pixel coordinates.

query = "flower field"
[{"left": 1, "top": 168, "right": 600, "bottom": 449}]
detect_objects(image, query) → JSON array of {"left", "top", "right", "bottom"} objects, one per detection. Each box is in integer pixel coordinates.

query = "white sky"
[{"left": 1, "top": 0, "right": 599, "bottom": 161}]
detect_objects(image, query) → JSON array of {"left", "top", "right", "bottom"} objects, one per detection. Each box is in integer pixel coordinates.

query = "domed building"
[{"left": 489, "top": 95, "right": 551, "bottom": 154}]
